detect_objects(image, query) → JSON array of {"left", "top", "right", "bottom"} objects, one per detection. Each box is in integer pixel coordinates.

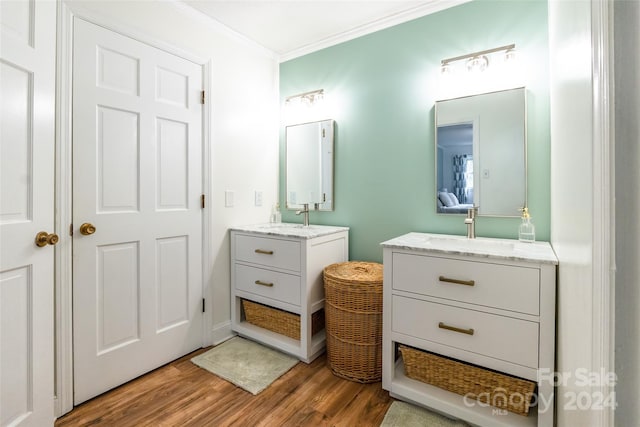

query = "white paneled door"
[
  {"left": 72, "top": 19, "right": 204, "bottom": 404},
  {"left": 0, "top": 1, "right": 56, "bottom": 426}
]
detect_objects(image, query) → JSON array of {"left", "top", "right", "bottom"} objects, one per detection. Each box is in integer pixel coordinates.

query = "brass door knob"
[
  {"left": 79, "top": 223, "right": 96, "bottom": 235},
  {"left": 35, "top": 231, "right": 59, "bottom": 247}
]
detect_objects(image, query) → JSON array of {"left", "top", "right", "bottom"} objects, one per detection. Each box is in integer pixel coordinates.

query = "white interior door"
[
  {"left": 0, "top": 1, "right": 56, "bottom": 425},
  {"left": 72, "top": 18, "right": 204, "bottom": 404}
]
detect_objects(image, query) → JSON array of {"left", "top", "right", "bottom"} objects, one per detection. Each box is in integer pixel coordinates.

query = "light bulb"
[
  {"left": 466, "top": 55, "right": 488, "bottom": 73},
  {"left": 504, "top": 48, "right": 516, "bottom": 63}
]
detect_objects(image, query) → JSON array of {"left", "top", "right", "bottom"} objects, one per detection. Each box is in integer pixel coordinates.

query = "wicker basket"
[
  {"left": 324, "top": 261, "right": 383, "bottom": 383},
  {"left": 242, "top": 299, "right": 324, "bottom": 340},
  {"left": 399, "top": 345, "right": 536, "bottom": 416}
]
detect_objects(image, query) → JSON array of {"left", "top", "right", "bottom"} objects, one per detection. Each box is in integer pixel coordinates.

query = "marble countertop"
[
  {"left": 230, "top": 223, "right": 349, "bottom": 240},
  {"left": 381, "top": 232, "right": 558, "bottom": 265}
]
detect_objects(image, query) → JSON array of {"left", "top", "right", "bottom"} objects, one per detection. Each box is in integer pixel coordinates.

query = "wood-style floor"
[{"left": 55, "top": 347, "right": 394, "bottom": 427}]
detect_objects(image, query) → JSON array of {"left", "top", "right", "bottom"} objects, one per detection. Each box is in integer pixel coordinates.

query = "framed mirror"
[
  {"left": 435, "top": 87, "right": 526, "bottom": 217},
  {"left": 285, "top": 119, "right": 334, "bottom": 211}
]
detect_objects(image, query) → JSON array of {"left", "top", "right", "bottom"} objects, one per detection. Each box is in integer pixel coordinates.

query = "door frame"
[{"left": 55, "top": 2, "right": 214, "bottom": 417}]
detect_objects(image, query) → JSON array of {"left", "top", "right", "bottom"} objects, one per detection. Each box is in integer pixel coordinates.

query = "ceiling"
[
  {"left": 437, "top": 123, "right": 473, "bottom": 147},
  {"left": 181, "top": 0, "right": 467, "bottom": 60}
]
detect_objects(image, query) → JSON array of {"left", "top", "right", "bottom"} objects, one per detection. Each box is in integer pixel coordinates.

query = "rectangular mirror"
[
  {"left": 286, "top": 119, "right": 334, "bottom": 211},
  {"left": 435, "top": 87, "right": 526, "bottom": 217}
]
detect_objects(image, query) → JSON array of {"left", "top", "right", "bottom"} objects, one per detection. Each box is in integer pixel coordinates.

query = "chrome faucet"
[
  {"left": 296, "top": 203, "right": 310, "bottom": 227},
  {"left": 464, "top": 206, "right": 479, "bottom": 239}
]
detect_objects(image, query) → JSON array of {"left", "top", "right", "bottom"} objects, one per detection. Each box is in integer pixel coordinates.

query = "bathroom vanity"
[
  {"left": 381, "top": 233, "right": 557, "bottom": 427},
  {"left": 230, "top": 223, "right": 348, "bottom": 362}
]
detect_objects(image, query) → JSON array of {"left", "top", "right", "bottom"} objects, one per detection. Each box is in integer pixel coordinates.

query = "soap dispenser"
[
  {"left": 518, "top": 207, "right": 536, "bottom": 242},
  {"left": 270, "top": 203, "right": 282, "bottom": 223},
  {"left": 274, "top": 203, "right": 281, "bottom": 223}
]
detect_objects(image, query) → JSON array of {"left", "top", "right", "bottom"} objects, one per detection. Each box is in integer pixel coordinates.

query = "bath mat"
[
  {"left": 191, "top": 336, "right": 298, "bottom": 395},
  {"left": 380, "top": 401, "right": 469, "bottom": 427}
]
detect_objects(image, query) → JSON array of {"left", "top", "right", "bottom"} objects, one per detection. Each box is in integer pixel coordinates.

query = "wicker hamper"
[
  {"left": 323, "top": 261, "right": 383, "bottom": 383},
  {"left": 242, "top": 299, "right": 324, "bottom": 340},
  {"left": 399, "top": 345, "right": 536, "bottom": 416}
]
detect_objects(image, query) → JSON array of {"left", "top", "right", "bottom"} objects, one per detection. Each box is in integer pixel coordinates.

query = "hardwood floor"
[{"left": 56, "top": 347, "right": 394, "bottom": 427}]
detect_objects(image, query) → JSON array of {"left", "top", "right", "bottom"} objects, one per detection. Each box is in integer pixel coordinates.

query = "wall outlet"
[
  {"left": 225, "top": 190, "right": 234, "bottom": 207},
  {"left": 254, "top": 190, "right": 263, "bottom": 206}
]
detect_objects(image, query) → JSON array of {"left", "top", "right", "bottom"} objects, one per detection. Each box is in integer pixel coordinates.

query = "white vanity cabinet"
[
  {"left": 381, "top": 233, "right": 558, "bottom": 427},
  {"left": 230, "top": 224, "right": 348, "bottom": 363}
]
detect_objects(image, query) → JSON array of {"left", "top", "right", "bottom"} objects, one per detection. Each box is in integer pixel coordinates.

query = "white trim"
[
  {"left": 201, "top": 59, "right": 214, "bottom": 347},
  {"left": 54, "top": 1, "right": 75, "bottom": 418},
  {"left": 59, "top": 2, "right": 207, "bottom": 65},
  {"left": 168, "top": 0, "right": 469, "bottom": 63},
  {"left": 591, "top": 0, "right": 615, "bottom": 426},
  {"left": 167, "top": 0, "right": 278, "bottom": 61},
  {"left": 55, "top": 2, "right": 214, "bottom": 417},
  {"left": 211, "top": 321, "right": 235, "bottom": 346},
  {"left": 278, "top": 0, "right": 471, "bottom": 62}
]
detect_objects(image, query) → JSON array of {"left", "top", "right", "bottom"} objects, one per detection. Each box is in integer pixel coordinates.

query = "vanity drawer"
[
  {"left": 235, "top": 234, "right": 301, "bottom": 272},
  {"left": 392, "top": 296, "right": 539, "bottom": 368},
  {"left": 235, "top": 264, "right": 301, "bottom": 306},
  {"left": 392, "top": 253, "right": 540, "bottom": 315}
]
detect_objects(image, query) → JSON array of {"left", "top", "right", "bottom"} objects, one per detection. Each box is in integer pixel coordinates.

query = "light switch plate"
[
  {"left": 225, "top": 190, "right": 234, "bottom": 207},
  {"left": 254, "top": 190, "right": 263, "bottom": 207}
]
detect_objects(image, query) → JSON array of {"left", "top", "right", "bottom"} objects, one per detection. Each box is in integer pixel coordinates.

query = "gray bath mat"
[
  {"left": 381, "top": 401, "right": 469, "bottom": 427},
  {"left": 191, "top": 336, "right": 298, "bottom": 395}
]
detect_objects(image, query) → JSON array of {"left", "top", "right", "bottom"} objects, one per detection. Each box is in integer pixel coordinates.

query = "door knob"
[
  {"left": 79, "top": 223, "right": 96, "bottom": 235},
  {"left": 35, "top": 231, "right": 59, "bottom": 247}
]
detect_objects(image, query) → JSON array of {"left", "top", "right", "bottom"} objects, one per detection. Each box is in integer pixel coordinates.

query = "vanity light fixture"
[
  {"left": 440, "top": 62, "right": 452, "bottom": 75},
  {"left": 466, "top": 55, "right": 488, "bottom": 73},
  {"left": 504, "top": 47, "right": 517, "bottom": 63},
  {"left": 285, "top": 89, "right": 324, "bottom": 107},
  {"left": 441, "top": 43, "right": 516, "bottom": 74}
]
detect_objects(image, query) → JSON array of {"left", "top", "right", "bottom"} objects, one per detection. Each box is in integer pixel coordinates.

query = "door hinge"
[
  {"left": 201, "top": 194, "right": 205, "bottom": 209},
  {"left": 202, "top": 298, "right": 205, "bottom": 313},
  {"left": 322, "top": 128, "right": 326, "bottom": 138},
  {"left": 200, "top": 90, "right": 205, "bottom": 105},
  {"left": 69, "top": 224, "right": 73, "bottom": 236}
]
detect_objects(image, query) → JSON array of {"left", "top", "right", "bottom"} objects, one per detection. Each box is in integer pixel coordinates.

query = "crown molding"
[
  {"left": 278, "top": 0, "right": 471, "bottom": 63},
  {"left": 167, "top": 0, "right": 279, "bottom": 61}
]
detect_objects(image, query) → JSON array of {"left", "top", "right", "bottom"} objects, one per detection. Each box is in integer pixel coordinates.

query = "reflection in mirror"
[
  {"left": 435, "top": 87, "right": 526, "bottom": 217},
  {"left": 286, "top": 119, "right": 334, "bottom": 211},
  {"left": 436, "top": 123, "right": 476, "bottom": 214}
]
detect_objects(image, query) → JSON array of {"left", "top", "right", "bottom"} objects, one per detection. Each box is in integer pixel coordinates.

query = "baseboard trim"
[{"left": 211, "top": 321, "right": 235, "bottom": 346}]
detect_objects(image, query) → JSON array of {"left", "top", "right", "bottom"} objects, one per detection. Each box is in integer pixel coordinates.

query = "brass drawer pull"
[
  {"left": 255, "top": 249, "right": 274, "bottom": 255},
  {"left": 438, "top": 322, "right": 474, "bottom": 336},
  {"left": 439, "top": 275, "right": 475, "bottom": 287},
  {"left": 255, "top": 280, "right": 274, "bottom": 287}
]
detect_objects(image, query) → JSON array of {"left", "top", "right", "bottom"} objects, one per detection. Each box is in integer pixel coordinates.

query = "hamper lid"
[{"left": 323, "top": 261, "right": 383, "bottom": 284}]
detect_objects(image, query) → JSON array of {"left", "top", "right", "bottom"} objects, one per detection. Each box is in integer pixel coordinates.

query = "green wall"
[{"left": 279, "top": 0, "right": 550, "bottom": 263}]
